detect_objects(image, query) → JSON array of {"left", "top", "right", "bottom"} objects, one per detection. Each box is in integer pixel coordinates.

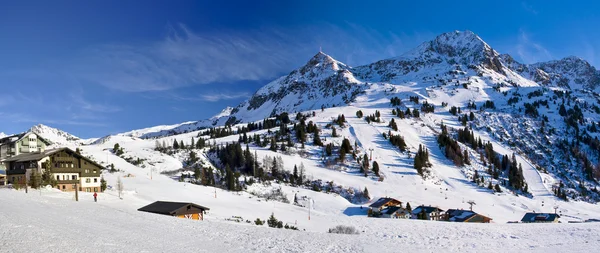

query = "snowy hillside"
[
  {"left": 3, "top": 30, "right": 600, "bottom": 252},
  {"left": 29, "top": 124, "right": 97, "bottom": 147}
]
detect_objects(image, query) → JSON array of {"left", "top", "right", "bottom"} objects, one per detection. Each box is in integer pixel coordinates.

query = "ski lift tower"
[{"left": 467, "top": 200, "right": 476, "bottom": 211}]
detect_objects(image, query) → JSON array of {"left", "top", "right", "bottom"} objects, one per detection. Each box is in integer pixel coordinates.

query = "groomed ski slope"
[{"left": 2, "top": 189, "right": 600, "bottom": 253}]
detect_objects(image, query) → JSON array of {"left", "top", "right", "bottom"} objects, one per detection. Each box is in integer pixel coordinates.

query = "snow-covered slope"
[
  {"left": 4, "top": 30, "right": 600, "bottom": 246},
  {"left": 2, "top": 189, "right": 599, "bottom": 253},
  {"left": 29, "top": 124, "right": 97, "bottom": 147}
]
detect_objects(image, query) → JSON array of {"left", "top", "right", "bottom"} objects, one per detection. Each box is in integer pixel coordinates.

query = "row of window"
[
  {"left": 57, "top": 175, "right": 78, "bottom": 181},
  {"left": 85, "top": 178, "right": 98, "bottom": 183},
  {"left": 56, "top": 185, "right": 98, "bottom": 192}
]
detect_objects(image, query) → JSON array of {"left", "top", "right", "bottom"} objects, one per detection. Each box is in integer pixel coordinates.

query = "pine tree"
[
  {"left": 100, "top": 176, "right": 107, "bottom": 192},
  {"left": 298, "top": 163, "right": 305, "bottom": 185},
  {"left": 173, "top": 139, "right": 179, "bottom": 149},
  {"left": 267, "top": 213, "right": 279, "bottom": 228},
  {"left": 29, "top": 169, "right": 41, "bottom": 189},
  {"left": 405, "top": 202, "right": 412, "bottom": 213},
  {"left": 41, "top": 159, "right": 56, "bottom": 187},
  {"left": 180, "top": 140, "right": 185, "bottom": 149},
  {"left": 494, "top": 184, "right": 502, "bottom": 193},
  {"left": 292, "top": 165, "right": 299, "bottom": 185},
  {"left": 313, "top": 129, "right": 323, "bottom": 146},
  {"left": 225, "top": 165, "right": 235, "bottom": 191},
  {"left": 363, "top": 187, "right": 370, "bottom": 199},
  {"left": 372, "top": 161, "right": 380, "bottom": 176},
  {"left": 463, "top": 150, "right": 470, "bottom": 165},
  {"left": 331, "top": 127, "right": 338, "bottom": 137},
  {"left": 269, "top": 137, "right": 277, "bottom": 151}
]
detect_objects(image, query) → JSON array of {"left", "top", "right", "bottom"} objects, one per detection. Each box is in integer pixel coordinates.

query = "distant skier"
[{"left": 93, "top": 192, "right": 98, "bottom": 202}]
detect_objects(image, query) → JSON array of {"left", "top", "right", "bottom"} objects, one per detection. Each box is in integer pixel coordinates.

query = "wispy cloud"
[
  {"left": 162, "top": 91, "right": 250, "bottom": 102},
  {"left": 521, "top": 2, "right": 538, "bottom": 15},
  {"left": 68, "top": 88, "right": 121, "bottom": 113},
  {"left": 515, "top": 29, "right": 552, "bottom": 63},
  {"left": 69, "top": 23, "right": 425, "bottom": 93},
  {"left": 199, "top": 92, "right": 250, "bottom": 102}
]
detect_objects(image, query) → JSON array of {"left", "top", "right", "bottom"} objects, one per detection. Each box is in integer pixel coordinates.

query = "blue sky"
[{"left": 1, "top": 0, "right": 599, "bottom": 138}]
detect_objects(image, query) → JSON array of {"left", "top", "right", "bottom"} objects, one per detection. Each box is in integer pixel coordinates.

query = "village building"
[
  {"left": 3, "top": 147, "right": 104, "bottom": 192},
  {"left": 445, "top": 209, "right": 492, "bottom": 223},
  {"left": 0, "top": 132, "right": 52, "bottom": 169},
  {"left": 138, "top": 201, "right": 210, "bottom": 221},
  {"left": 368, "top": 197, "right": 402, "bottom": 217},
  {"left": 0, "top": 170, "right": 6, "bottom": 186},
  {"left": 520, "top": 213, "right": 560, "bottom": 223},
  {"left": 411, "top": 205, "right": 445, "bottom": 221},
  {"left": 380, "top": 206, "right": 411, "bottom": 219}
]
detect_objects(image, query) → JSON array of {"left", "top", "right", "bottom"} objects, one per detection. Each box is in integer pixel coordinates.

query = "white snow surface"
[{"left": 2, "top": 188, "right": 600, "bottom": 253}]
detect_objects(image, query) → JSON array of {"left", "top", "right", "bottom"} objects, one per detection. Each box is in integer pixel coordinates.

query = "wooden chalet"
[
  {"left": 368, "top": 197, "right": 402, "bottom": 217},
  {"left": 520, "top": 213, "right": 560, "bottom": 223},
  {"left": 138, "top": 201, "right": 210, "bottom": 221},
  {"left": 381, "top": 206, "right": 411, "bottom": 219},
  {"left": 445, "top": 209, "right": 492, "bottom": 223},
  {"left": 411, "top": 205, "right": 445, "bottom": 221}
]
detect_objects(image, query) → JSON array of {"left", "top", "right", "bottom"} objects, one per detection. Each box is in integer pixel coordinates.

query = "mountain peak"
[
  {"left": 428, "top": 30, "right": 493, "bottom": 57},
  {"left": 298, "top": 51, "right": 349, "bottom": 75}
]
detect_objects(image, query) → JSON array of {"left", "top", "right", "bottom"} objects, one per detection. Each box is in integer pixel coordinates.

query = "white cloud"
[
  {"left": 70, "top": 23, "right": 425, "bottom": 92},
  {"left": 515, "top": 29, "right": 553, "bottom": 63},
  {"left": 199, "top": 92, "right": 250, "bottom": 102},
  {"left": 521, "top": 2, "right": 538, "bottom": 15}
]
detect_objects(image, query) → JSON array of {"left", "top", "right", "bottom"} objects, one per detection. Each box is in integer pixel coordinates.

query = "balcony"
[
  {"left": 56, "top": 179, "right": 78, "bottom": 185},
  {"left": 51, "top": 168, "right": 81, "bottom": 173},
  {"left": 6, "top": 169, "right": 26, "bottom": 175},
  {"left": 81, "top": 172, "right": 101, "bottom": 177},
  {"left": 54, "top": 157, "right": 77, "bottom": 163}
]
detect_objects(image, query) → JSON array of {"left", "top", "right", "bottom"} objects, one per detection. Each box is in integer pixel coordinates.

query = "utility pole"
[
  {"left": 214, "top": 187, "right": 217, "bottom": 198},
  {"left": 308, "top": 197, "right": 311, "bottom": 220},
  {"left": 369, "top": 148, "right": 374, "bottom": 161},
  {"left": 75, "top": 182, "right": 79, "bottom": 202}
]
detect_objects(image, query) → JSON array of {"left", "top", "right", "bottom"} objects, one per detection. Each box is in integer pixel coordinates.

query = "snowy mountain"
[
  {"left": 29, "top": 124, "right": 97, "bottom": 147},
  {"left": 5, "top": 31, "right": 600, "bottom": 240},
  {"left": 226, "top": 52, "right": 366, "bottom": 124},
  {"left": 501, "top": 54, "right": 600, "bottom": 90}
]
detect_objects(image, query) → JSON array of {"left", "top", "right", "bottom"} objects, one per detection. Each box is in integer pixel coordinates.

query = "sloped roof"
[
  {"left": 446, "top": 209, "right": 477, "bottom": 222},
  {"left": 2, "top": 147, "right": 106, "bottom": 170},
  {"left": 138, "top": 201, "right": 210, "bottom": 216},
  {"left": 521, "top": 213, "right": 559, "bottom": 222},
  {"left": 384, "top": 206, "right": 410, "bottom": 215},
  {"left": 0, "top": 131, "right": 52, "bottom": 146},
  {"left": 412, "top": 205, "right": 444, "bottom": 214},
  {"left": 2, "top": 148, "right": 65, "bottom": 162},
  {"left": 369, "top": 197, "right": 401, "bottom": 208}
]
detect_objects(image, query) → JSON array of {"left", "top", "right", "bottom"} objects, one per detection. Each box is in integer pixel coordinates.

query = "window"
[
  {"left": 71, "top": 175, "right": 77, "bottom": 180},
  {"left": 94, "top": 188, "right": 98, "bottom": 192},
  {"left": 86, "top": 178, "right": 91, "bottom": 183},
  {"left": 62, "top": 185, "right": 65, "bottom": 190},
  {"left": 94, "top": 178, "right": 98, "bottom": 183},
  {"left": 86, "top": 188, "right": 91, "bottom": 192},
  {"left": 56, "top": 175, "right": 60, "bottom": 180}
]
